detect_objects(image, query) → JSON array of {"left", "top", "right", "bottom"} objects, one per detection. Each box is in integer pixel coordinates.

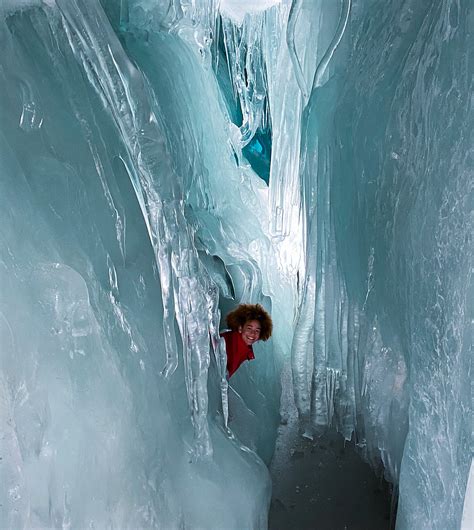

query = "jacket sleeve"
[{"left": 223, "top": 332, "right": 238, "bottom": 377}]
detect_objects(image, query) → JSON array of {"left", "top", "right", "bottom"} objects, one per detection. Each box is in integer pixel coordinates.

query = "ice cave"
[{"left": 0, "top": 0, "right": 472, "bottom": 529}]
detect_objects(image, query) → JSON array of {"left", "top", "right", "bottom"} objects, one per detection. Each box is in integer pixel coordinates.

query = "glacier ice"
[
  {"left": 1, "top": 0, "right": 472, "bottom": 529},
  {"left": 289, "top": 1, "right": 472, "bottom": 528},
  {"left": 0, "top": 3, "right": 274, "bottom": 528}
]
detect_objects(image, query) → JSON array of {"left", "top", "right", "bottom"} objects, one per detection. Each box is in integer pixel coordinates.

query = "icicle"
[
  {"left": 309, "top": 252, "right": 328, "bottom": 432},
  {"left": 206, "top": 284, "right": 229, "bottom": 428},
  {"left": 57, "top": 0, "right": 218, "bottom": 458},
  {"left": 290, "top": 271, "right": 315, "bottom": 423},
  {"left": 220, "top": 12, "right": 268, "bottom": 148},
  {"left": 218, "top": 338, "right": 230, "bottom": 428}
]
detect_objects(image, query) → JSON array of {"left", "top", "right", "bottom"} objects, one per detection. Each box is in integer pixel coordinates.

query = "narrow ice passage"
[
  {"left": 268, "top": 363, "right": 393, "bottom": 530},
  {"left": 1, "top": 1, "right": 472, "bottom": 530}
]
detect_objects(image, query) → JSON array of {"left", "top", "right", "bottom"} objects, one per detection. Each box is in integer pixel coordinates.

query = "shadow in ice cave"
[{"left": 268, "top": 367, "right": 395, "bottom": 530}]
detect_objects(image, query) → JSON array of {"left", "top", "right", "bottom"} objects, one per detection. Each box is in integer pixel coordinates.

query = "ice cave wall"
[
  {"left": 0, "top": 2, "right": 275, "bottom": 528},
  {"left": 292, "top": 1, "right": 472, "bottom": 528},
  {"left": 0, "top": 0, "right": 472, "bottom": 529}
]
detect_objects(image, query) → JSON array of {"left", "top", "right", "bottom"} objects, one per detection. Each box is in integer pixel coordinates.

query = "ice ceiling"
[{"left": 0, "top": 0, "right": 472, "bottom": 529}]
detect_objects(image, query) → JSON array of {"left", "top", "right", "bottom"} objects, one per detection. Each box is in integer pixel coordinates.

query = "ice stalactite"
[
  {"left": 221, "top": 12, "right": 268, "bottom": 149},
  {"left": 56, "top": 0, "right": 221, "bottom": 457}
]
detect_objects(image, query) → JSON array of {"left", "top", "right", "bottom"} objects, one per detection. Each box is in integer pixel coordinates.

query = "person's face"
[{"left": 238, "top": 320, "right": 261, "bottom": 346}]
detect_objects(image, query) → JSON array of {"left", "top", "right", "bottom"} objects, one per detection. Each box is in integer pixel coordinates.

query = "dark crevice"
[{"left": 212, "top": 16, "right": 272, "bottom": 184}]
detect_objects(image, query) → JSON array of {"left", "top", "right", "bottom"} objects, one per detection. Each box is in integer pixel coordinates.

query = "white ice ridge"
[{"left": 220, "top": 0, "right": 282, "bottom": 24}]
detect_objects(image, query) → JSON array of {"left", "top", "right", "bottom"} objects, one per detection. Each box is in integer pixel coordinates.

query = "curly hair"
[{"left": 225, "top": 304, "right": 273, "bottom": 341}]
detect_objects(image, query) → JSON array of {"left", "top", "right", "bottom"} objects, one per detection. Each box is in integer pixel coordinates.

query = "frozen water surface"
[{"left": 0, "top": 1, "right": 471, "bottom": 529}]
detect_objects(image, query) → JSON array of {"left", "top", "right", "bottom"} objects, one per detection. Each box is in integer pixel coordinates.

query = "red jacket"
[{"left": 221, "top": 330, "right": 255, "bottom": 377}]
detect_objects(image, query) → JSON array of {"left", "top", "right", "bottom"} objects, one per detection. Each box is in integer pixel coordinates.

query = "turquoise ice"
[{"left": 0, "top": 1, "right": 471, "bottom": 529}]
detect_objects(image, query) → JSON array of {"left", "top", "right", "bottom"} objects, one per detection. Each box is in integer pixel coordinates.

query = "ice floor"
[
  {"left": 268, "top": 364, "right": 393, "bottom": 530},
  {"left": 269, "top": 427, "right": 393, "bottom": 530}
]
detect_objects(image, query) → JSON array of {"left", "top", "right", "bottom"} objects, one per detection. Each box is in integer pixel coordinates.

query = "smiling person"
[{"left": 221, "top": 304, "right": 273, "bottom": 378}]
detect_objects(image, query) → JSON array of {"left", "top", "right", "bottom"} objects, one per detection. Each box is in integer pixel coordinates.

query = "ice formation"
[{"left": 0, "top": 0, "right": 471, "bottom": 529}]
